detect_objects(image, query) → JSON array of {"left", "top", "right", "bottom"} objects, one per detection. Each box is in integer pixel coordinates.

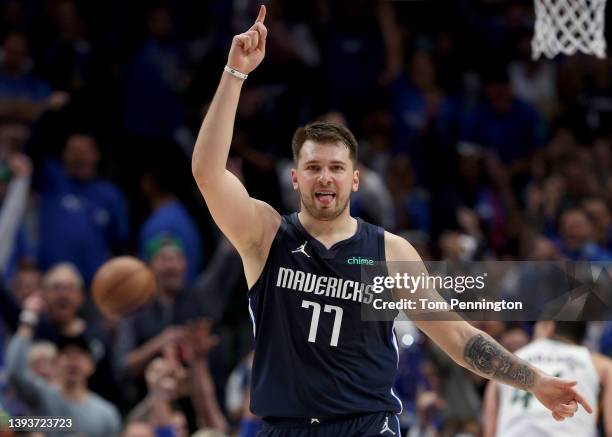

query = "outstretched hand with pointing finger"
[
  {"left": 227, "top": 5, "right": 267, "bottom": 75},
  {"left": 531, "top": 375, "right": 593, "bottom": 421}
]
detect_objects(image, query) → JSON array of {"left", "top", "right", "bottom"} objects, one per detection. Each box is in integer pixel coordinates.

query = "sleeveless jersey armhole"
[{"left": 247, "top": 217, "right": 288, "bottom": 295}]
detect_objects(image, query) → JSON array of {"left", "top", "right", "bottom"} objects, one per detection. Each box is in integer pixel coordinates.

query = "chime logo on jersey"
[
  {"left": 275, "top": 267, "right": 375, "bottom": 304},
  {"left": 346, "top": 256, "right": 374, "bottom": 265}
]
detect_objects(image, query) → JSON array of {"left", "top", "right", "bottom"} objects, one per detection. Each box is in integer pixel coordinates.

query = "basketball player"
[
  {"left": 192, "top": 5, "right": 592, "bottom": 436},
  {"left": 483, "top": 322, "right": 612, "bottom": 437}
]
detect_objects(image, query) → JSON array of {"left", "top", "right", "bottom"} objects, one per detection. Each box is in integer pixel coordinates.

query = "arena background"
[{"left": 1, "top": 0, "right": 612, "bottom": 436}]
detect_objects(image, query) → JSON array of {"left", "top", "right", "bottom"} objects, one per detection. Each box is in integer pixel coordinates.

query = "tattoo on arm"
[{"left": 464, "top": 334, "right": 535, "bottom": 390}]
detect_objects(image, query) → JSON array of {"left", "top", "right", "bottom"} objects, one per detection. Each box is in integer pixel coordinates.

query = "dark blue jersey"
[{"left": 247, "top": 213, "right": 402, "bottom": 419}]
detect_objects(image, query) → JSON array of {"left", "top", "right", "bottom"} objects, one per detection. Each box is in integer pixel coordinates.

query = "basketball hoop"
[{"left": 532, "top": 0, "right": 608, "bottom": 59}]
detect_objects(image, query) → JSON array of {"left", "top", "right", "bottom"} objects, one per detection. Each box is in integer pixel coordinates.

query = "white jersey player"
[{"left": 483, "top": 322, "right": 612, "bottom": 437}]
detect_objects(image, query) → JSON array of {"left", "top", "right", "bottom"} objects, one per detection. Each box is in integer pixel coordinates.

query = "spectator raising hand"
[
  {"left": 181, "top": 319, "right": 227, "bottom": 432},
  {"left": 0, "top": 153, "right": 32, "bottom": 277},
  {"left": 182, "top": 319, "right": 219, "bottom": 362}
]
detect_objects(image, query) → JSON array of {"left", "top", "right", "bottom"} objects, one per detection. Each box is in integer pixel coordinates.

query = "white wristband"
[{"left": 224, "top": 65, "right": 248, "bottom": 80}]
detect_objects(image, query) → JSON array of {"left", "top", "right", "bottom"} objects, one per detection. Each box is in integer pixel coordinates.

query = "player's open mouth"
[{"left": 315, "top": 191, "right": 336, "bottom": 205}]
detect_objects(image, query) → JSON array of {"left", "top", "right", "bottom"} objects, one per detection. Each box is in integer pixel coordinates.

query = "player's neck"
[{"left": 297, "top": 209, "right": 357, "bottom": 247}]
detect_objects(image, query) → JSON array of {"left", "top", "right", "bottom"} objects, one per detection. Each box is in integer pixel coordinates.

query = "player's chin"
[{"left": 314, "top": 205, "right": 347, "bottom": 221}]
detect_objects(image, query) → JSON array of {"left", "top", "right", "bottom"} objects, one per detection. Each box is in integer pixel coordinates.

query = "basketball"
[{"left": 91, "top": 256, "right": 156, "bottom": 318}]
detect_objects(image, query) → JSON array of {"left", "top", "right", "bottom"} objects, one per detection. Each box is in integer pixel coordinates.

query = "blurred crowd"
[{"left": 1, "top": 0, "right": 612, "bottom": 436}]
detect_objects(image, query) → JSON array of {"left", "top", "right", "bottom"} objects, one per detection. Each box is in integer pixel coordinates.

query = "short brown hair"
[{"left": 291, "top": 122, "right": 358, "bottom": 164}]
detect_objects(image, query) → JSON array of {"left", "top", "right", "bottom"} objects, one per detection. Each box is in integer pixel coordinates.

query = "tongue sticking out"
[{"left": 316, "top": 194, "right": 335, "bottom": 206}]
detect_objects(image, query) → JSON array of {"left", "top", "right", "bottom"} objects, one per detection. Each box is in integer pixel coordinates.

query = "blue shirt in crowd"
[
  {"left": 37, "top": 160, "right": 129, "bottom": 283},
  {"left": 2, "top": 223, "right": 35, "bottom": 283},
  {"left": 460, "top": 98, "right": 547, "bottom": 163},
  {"left": 0, "top": 73, "right": 51, "bottom": 102},
  {"left": 138, "top": 200, "right": 203, "bottom": 283}
]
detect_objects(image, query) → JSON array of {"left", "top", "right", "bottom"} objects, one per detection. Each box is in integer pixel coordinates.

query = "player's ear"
[
  {"left": 291, "top": 167, "right": 298, "bottom": 191},
  {"left": 352, "top": 168, "right": 359, "bottom": 192}
]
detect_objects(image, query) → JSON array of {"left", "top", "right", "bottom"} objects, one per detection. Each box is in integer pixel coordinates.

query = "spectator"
[
  {"left": 0, "top": 32, "right": 53, "bottom": 123},
  {"left": 406, "top": 360, "right": 444, "bottom": 437},
  {"left": 36, "top": 133, "right": 129, "bottom": 283},
  {"left": 359, "top": 107, "right": 394, "bottom": 177},
  {"left": 40, "top": 0, "right": 94, "bottom": 93},
  {"left": 225, "top": 352, "right": 260, "bottom": 437},
  {"left": 125, "top": 321, "right": 226, "bottom": 436},
  {"left": 0, "top": 263, "right": 115, "bottom": 405},
  {"left": 508, "top": 32, "right": 558, "bottom": 118},
  {"left": 2, "top": 340, "right": 57, "bottom": 416},
  {"left": 0, "top": 263, "right": 95, "bottom": 341},
  {"left": 124, "top": 5, "right": 189, "bottom": 140},
  {"left": 390, "top": 50, "right": 446, "bottom": 161},
  {"left": 114, "top": 237, "right": 209, "bottom": 403},
  {"left": 27, "top": 341, "right": 57, "bottom": 382},
  {"left": 426, "top": 341, "right": 482, "bottom": 428},
  {"left": 183, "top": 319, "right": 228, "bottom": 432},
  {"left": 6, "top": 294, "right": 121, "bottom": 437},
  {"left": 351, "top": 163, "right": 396, "bottom": 229},
  {"left": 139, "top": 163, "right": 203, "bottom": 284},
  {"left": 582, "top": 196, "right": 612, "bottom": 251},
  {"left": 386, "top": 155, "right": 431, "bottom": 234},
  {"left": 321, "top": 1, "right": 401, "bottom": 124},
  {"left": 459, "top": 66, "right": 547, "bottom": 177},
  {"left": 8, "top": 265, "right": 42, "bottom": 304},
  {"left": 143, "top": 353, "right": 190, "bottom": 437},
  {"left": 190, "top": 237, "right": 247, "bottom": 325},
  {"left": 556, "top": 208, "right": 612, "bottom": 261},
  {"left": 0, "top": 153, "right": 32, "bottom": 281}
]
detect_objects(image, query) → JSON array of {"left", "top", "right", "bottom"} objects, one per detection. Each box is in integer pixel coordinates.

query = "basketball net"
[{"left": 532, "top": 0, "right": 608, "bottom": 59}]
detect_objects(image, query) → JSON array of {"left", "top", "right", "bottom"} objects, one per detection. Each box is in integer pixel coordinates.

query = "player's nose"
[{"left": 318, "top": 168, "right": 332, "bottom": 184}]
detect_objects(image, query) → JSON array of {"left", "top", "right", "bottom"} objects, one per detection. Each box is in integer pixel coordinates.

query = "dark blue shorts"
[{"left": 258, "top": 412, "right": 400, "bottom": 437}]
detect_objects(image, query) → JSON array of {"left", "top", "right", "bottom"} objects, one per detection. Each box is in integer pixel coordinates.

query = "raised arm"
[
  {"left": 5, "top": 294, "right": 48, "bottom": 407},
  {"left": 384, "top": 232, "right": 592, "bottom": 421},
  {"left": 192, "top": 5, "right": 280, "bottom": 259},
  {"left": 0, "top": 154, "right": 32, "bottom": 274}
]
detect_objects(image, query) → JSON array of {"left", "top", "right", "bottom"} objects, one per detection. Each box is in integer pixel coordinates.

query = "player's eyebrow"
[{"left": 303, "top": 160, "right": 347, "bottom": 166}]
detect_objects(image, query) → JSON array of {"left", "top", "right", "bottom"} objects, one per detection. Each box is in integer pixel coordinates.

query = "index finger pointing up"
[{"left": 256, "top": 4, "right": 266, "bottom": 23}]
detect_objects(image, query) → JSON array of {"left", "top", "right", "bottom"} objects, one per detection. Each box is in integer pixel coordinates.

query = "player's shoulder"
[{"left": 383, "top": 230, "right": 422, "bottom": 262}]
